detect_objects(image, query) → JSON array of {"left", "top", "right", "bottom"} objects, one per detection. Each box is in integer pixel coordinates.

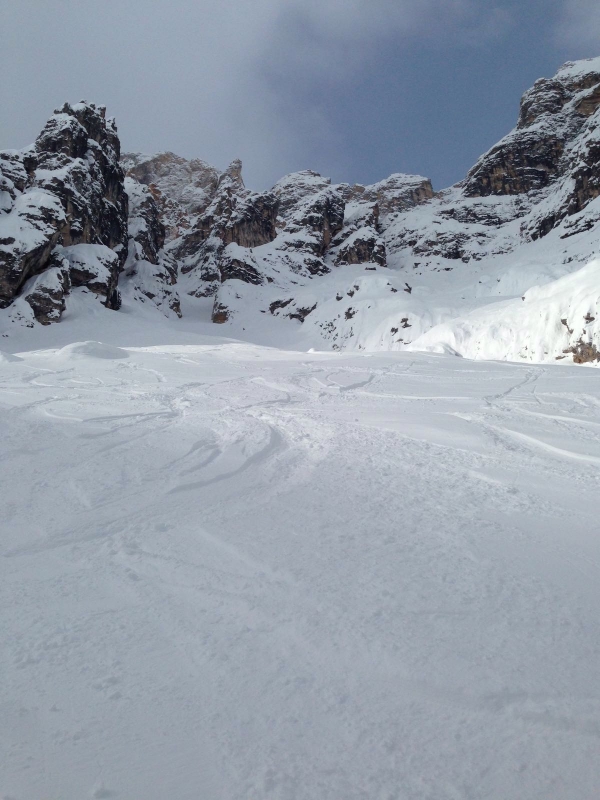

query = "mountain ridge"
[{"left": 3, "top": 56, "right": 600, "bottom": 363}]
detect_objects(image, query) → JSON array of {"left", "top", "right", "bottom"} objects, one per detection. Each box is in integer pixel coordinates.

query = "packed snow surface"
[{"left": 2, "top": 316, "right": 600, "bottom": 799}]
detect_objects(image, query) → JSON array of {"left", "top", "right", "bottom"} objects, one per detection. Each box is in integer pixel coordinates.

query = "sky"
[{"left": 1, "top": 0, "right": 599, "bottom": 191}]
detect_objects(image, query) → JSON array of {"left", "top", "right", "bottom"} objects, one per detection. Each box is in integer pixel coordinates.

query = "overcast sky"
[{"left": 1, "top": 0, "right": 599, "bottom": 190}]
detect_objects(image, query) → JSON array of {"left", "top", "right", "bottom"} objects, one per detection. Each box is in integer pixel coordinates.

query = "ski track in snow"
[{"left": 2, "top": 340, "right": 600, "bottom": 799}]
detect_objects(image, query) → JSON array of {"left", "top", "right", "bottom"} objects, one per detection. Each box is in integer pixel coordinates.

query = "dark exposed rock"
[
  {"left": 0, "top": 184, "right": 66, "bottom": 307},
  {"left": 211, "top": 300, "right": 230, "bottom": 323},
  {"left": 575, "top": 83, "right": 600, "bottom": 116},
  {"left": 0, "top": 102, "right": 128, "bottom": 315},
  {"left": 179, "top": 233, "right": 223, "bottom": 298},
  {"left": 518, "top": 79, "right": 570, "bottom": 129},
  {"left": 24, "top": 256, "right": 71, "bottom": 325},
  {"left": 347, "top": 174, "right": 434, "bottom": 216},
  {"left": 121, "top": 151, "right": 221, "bottom": 240},
  {"left": 331, "top": 201, "right": 387, "bottom": 267},
  {"left": 289, "top": 303, "right": 317, "bottom": 322},
  {"left": 272, "top": 170, "right": 332, "bottom": 218},
  {"left": 122, "top": 178, "right": 181, "bottom": 316},
  {"left": 34, "top": 102, "right": 128, "bottom": 257},
  {"left": 269, "top": 298, "right": 293, "bottom": 314},
  {"left": 463, "top": 132, "right": 565, "bottom": 197},
  {"left": 61, "top": 244, "right": 121, "bottom": 304},
  {"left": 334, "top": 228, "right": 386, "bottom": 266},
  {"left": 219, "top": 158, "right": 244, "bottom": 188},
  {"left": 175, "top": 160, "right": 278, "bottom": 293},
  {"left": 1, "top": 55, "right": 590, "bottom": 346},
  {"left": 0, "top": 150, "right": 33, "bottom": 206},
  {"left": 284, "top": 187, "right": 345, "bottom": 257},
  {"left": 561, "top": 318, "right": 574, "bottom": 335},
  {"left": 197, "top": 160, "right": 278, "bottom": 250},
  {"left": 568, "top": 338, "right": 600, "bottom": 363},
  {"left": 566, "top": 133, "right": 600, "bottom": 216},
  {"left": 125, "top": 177, "right": 165, "bottom": 265},
  {"left": 464, "top": 59, "right": 600, "bottom": 213},
  {"left": 219, "top": 245, "right": 263, "bottom": 285},
  {"left": 221, "top": 192, "right": 279, "bottom": 249}
]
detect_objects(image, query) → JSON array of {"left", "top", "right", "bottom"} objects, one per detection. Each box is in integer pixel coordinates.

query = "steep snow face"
[
  {"left": 409, "top": 258, "right": 600, "bottom": 363},
  {"left": 557, "top": 56, "right": 600, "bottom": 81}
]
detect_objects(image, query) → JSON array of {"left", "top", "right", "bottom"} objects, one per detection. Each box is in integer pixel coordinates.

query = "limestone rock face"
[
  {"left": 0, "top": 101, "right": 128, "bottom": 317},
  {"left": 464, "top": 59, "right": 600, "bottom": 205},
  {"left": 272, "top": 170, "right": 332, "bottom": 216},
  {"left": 377, "top": 55, "right": 600, "bottom": 294},
  {"left": 195, "top": 160, "right": 278, "bottom": 250},
  {"left": 205, "top": 167, "right": 430, "bottom": 323},
  {"left": 122, "top": 178, "right": 180, "bottom": 317},
  {"left": 284, "top": 187, "right": 345, "bottom": 256},
  {"left": 60, "top": 244, "right": 121, "bottom": 303},
  {"left": 8, "top": 55, "right": 600, "bottom": 347},
  {"left": 121, "top": 151, "right": 221, "bottom": 240},
  {"left": 167, "top": 161, "right": 435, "bottom": 323},
  {"left": 0, "top": 176, "right": 66, "bottom": 307},
  {"left": 218, "top": 244, "right": 263, "bottom": 285},
  {"left": 333, "top": 227, "right": 386, "bottom": 267},
  {"left": 463, "top": 132, "right": 565, "bottom": 197},
  {"left": 347, "top": 175, "right": 434, "bottom": 218},
  {"left": 517, "top": 79, "right": 570, "bottom": 129},
  {"left": 331, "top": 201, "right": 386, "bottom": 267},
  {"left": 34, "top": 102, "right": 128, "bottom": 256},
  {"left": 124, "top": 177, "right": 165, "bottom": 265},
  {"left": 220, "top": 158, "right": 244, "bottom": 187},
  {"left": 175, "top": 160, "right": 279, "bottom": 296},
  {"left": 219, "top": 191, "right": 279, "bottom": 249},
  {"left": 24, "top": 260, "right": 71, "bottom": 325}
]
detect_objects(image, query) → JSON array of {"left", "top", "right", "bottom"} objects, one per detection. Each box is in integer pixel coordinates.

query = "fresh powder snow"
[{"left": 1, "top": 304, "right": 600, "bottom": 799}]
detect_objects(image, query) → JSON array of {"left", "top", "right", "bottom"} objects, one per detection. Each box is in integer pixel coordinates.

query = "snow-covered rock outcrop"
[
  {"left": 123, "top": 56, "right": 600, "bottom": 358},
  {"left": 121, "top": 151, "right": 221, "bottom": 240},
  {"left": 0, "top": 102, "right": 128, "bottom": 323},
  {"left": 4, "top": 56, "right": 600, "bottom": 363},
  {"left": 121, "top": 178, "right": 181, "bottom": 317}
]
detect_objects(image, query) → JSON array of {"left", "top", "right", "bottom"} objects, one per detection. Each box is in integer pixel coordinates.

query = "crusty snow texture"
[{"left": 2, "top": 307, "right": 600, "bottom": 799}]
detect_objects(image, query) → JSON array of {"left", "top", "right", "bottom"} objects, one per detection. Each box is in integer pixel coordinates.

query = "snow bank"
[
  {"left": 409, "top": 259, "right": 600, "bottom": 364},
  {"left": 56, "top": 341, "right": 130, "bottom": 360},
  {"left": 0, "top": 349, "right": 23, "bottom": 363}
]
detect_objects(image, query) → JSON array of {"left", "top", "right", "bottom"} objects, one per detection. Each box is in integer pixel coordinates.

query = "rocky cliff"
[
  {"left": 0, "top": 102, "right": 128, "bottom": 324},
  {"left": 3, "top": 57, "right": 600, "bottom": 364}
]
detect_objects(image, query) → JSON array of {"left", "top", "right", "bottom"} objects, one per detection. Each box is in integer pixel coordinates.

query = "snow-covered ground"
[{"left": 2, "top": 311, "right": 600, "bottom": 800}]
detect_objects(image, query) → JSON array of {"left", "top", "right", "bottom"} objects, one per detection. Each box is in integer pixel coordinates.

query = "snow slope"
[
  {"left": 2, "top": 314, "right": 600, "bottom": 799},
  {"left": 410, "top": 258, "right": 600, "bottom": 362}
]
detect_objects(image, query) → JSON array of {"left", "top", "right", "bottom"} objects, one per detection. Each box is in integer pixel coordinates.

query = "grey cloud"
[
  {"left": 555, "top": 0, "right": 600, "bottom": 49},
  {"left": 1, "top": 0, "right": 512, "bottom": 189}
]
